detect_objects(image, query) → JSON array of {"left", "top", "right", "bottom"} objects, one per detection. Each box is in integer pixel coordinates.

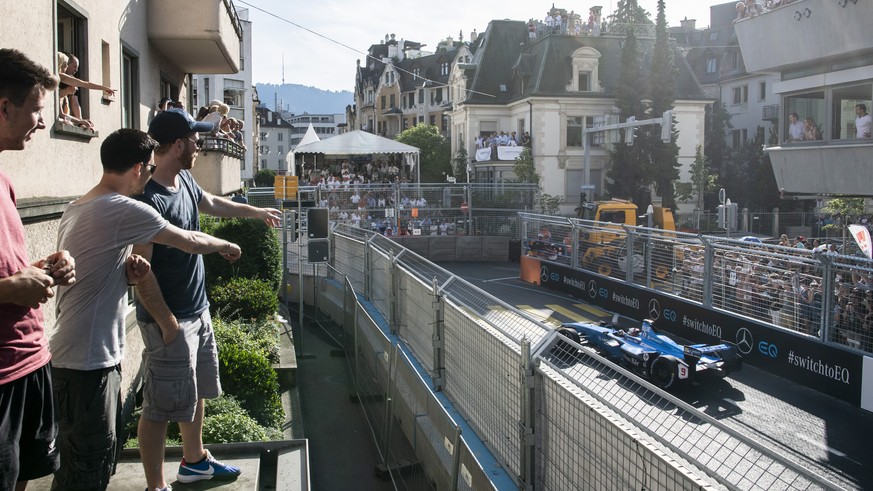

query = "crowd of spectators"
[
  {"left": 524, "top": 221, "right": 873, "bottom": 354},
  {"left": 302, "top": 159, "right": 412, "bottom": 189},
  {"left": 529, "top": 7, "right": 603, "bottom": 39},
  {"left": 736, "top": 0, "right": 799, "bottom": 20},
  {"left": 476, "top": 130, "right": 531, "bottom": 149},
  {"left": 191, "top": 100, "right": 247, "bottom": 149}
]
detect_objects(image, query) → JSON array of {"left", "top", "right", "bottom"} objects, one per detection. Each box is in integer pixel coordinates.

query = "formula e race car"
[{"left": 557, "top": 318, "right": 742, "bottom": 389}]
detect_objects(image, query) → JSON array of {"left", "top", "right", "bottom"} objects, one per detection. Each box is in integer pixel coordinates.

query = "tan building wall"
[{"left": 2, "top": 0, "right": 242, "bottom": 414}]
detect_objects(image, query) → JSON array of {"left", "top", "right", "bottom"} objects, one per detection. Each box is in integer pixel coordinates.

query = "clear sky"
[{"left": 237, "top": 0, "right": 729, "bottom": 92}]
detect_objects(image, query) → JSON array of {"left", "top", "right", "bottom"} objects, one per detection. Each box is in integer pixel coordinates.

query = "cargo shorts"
[{"left": 138, "top": 310, "right": 221, "bottom": 422}]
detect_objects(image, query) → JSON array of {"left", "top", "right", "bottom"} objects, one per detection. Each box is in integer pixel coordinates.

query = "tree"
[
  {"left": 395, "top": 124, "right": 451, "bottom": 182},
  {"left": 608, "top": 0, "right": 651, "bottom": 25},
  {"left": 254, "top": 169, "right": 276, "bottom": 187},
  {"left": 512, "top": 147, "right": 539, "bottom": 186},
  {"left": 704, "top": 102, "right": 732, "bottom": 184},
  {"left": 647, "top": 0, "right": 680, "bottom": 209},
  {"left": 607, "top": 27, "right": 651, "bottom": 207},
  {"left": 676, "top": 145, "right": 717, "bottom": 211},
  {"left": 452, "top": 140, "right": 470, "bottom": 182},
  {"left": 721, "top": 129, "right": 780, "bottom": 211}
]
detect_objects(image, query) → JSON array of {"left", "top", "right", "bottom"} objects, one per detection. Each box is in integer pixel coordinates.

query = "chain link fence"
[
  {"left": 316, "top": 222, "right": 844, "bottom": 490},
  {"left": 519, "top": 213, "right": 873, "bottom": 355}
]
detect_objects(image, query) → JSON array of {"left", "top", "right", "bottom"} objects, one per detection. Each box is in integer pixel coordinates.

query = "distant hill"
[{"left": 255, "top": 83, "right": 353, "bottom": 115}]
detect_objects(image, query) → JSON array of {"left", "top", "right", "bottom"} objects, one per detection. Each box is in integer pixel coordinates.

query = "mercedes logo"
[
  {"left": 588, "top": 280, "right": 597, "bottom": 299},
  {"left": 541, "top": 266, "right": 549, "bottom": 283},
  {"left": 648, "top": 298, "right": 660, "bottom": 320},
  {"left": 735, "top": 327, "right": 753, "bottom": 355}
]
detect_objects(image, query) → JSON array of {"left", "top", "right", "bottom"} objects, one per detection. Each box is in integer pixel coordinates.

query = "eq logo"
[
  {"left": 588, "top": 280, "right": 597, "bottom": 299},
  {"left": 598, "top": 288, "right": 608, "bottom": 298},
  {"left": 541, "top": 266, "right": 549, "bottom": 283},
  {"left": 735, "top": 327, "right": 754, "bottom": 355},
  {"left": 758, "top": 341, "right": 778, "bottom": 358},
  {"left": 663, "top": 308, "right": 677, "bottom": 322},
  {"left": 550, "top": 272, "right": 560, "bottom": 281},
  {"left": 648, "top": 298, "right": 661, "bottom": 320}
]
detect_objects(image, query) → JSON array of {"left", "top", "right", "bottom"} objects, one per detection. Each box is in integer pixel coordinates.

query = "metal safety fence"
[
  {"left": 248, "top": 183, "right": 537, "bottom": 238},
  {"left": 315, "top": 222, "right": 843, "bottom": 490},
  {"left": 519, "top": 213, "right": 873, "bottom": 356}
]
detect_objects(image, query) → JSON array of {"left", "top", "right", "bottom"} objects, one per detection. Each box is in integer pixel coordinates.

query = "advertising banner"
[
  {"left": 536, "top": 261, "right": 864, "bottom": 406},
  {"left": 475, "top": 148, "right": 492, "bottom": 162},
  {"left": 848, "top": 224, "right": 872, "bottom": 259}
]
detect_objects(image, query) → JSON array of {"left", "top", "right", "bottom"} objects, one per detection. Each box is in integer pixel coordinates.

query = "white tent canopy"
[
  {"left": 286, "top": 124, "right": 321, "bottom": 172},
  {"left": 290, "top": 130, "right": 421, "bottom": 181}
]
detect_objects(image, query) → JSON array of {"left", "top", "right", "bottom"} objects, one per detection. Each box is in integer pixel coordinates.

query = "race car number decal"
[{"left": 678, "top": 365, "right": 689, "bottom": 379}]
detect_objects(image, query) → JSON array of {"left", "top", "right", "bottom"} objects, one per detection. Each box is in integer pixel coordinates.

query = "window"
[
  {"left": 413, "top": 68, "right": 420, "bottom": 79},
  {"left": 278, "top": 145, "right": 283, "bottom": 154},
  {"left": 418, "top": 89, "right": 424, "bottom": 104},
  {"left": 57, "top": 3, "right": 92, "bottom": 122},
  {"left": 759, "top": 81, "right": 766, "bottom": 101},
  {"left": 731, "top": 129, "right": 748, "bottom": 148},
  {"left": 121, "top": 48, "right": 139, "bottom": 129},
  {"left": 832, "top": 83, "right": 872, "bottom": 140},
  {"left": 567, "top": 116, "right": 597, "bottom": 148},
  {"left": 435, "top": 88, "right": 443, "bottom": 103},
  {"left": 389, "top": 94, "right": 395, "bottom": 108},
  {"left": 732, "top": 85, "right": 748, "bottom": 104},
  {"left": 277, "top": 133, "right": 283, "bottom": 141},
  {"left": 381, "top": 95, "right": 386, "bottom": 109},
  {"left": 567, "top": 117, "right": 584, "bottom": 147},
  {"left": 223, "top": 79, "right": 245, "bottom": 107},
  {"left": 706, "top": 57, "right": 717, "bottom": 74},
  {"left": 204, "top": 78, "right": 210, "bottom": 106},
  {"left": 441, "top": 114, "right": 448, "bottom": 133},
  {"left": 578, "top": 72, "right": 590, "bottom": 91},
  {"left": 709, "top": 31, "right": 719, "bottom": 41},
  {"left": 407, "top": 93, "right": 415, "bottom": 108},
  {"left": 731, "top": 51, "right": 741, "bottom": 70},
  {"left": 785, "top": 90, "right": 825, "bottom": 139},
  {"left": 261, "top": 159, "right": 266, "bottom": 167},
  {"left": 260, "top": 132, "right": 268, "bottom": 140},
  {"left": 441, "top": 62, "right": 449, "bottom": 76},
  {"left": 429, "top": 115, "right": 436, "bottom": 126}
]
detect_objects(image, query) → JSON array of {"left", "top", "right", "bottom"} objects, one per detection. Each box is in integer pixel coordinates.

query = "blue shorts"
[
  {"left": 0, "top": 362, "right": 60, "bottom": 488},
  {"left": 138, "top": 310, "right": 221, "bottom": 422}
]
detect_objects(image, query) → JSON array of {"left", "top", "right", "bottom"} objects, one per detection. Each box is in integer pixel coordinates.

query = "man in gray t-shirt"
[{"left": 50, "top": 129, "right": 240, "bottom": 490}]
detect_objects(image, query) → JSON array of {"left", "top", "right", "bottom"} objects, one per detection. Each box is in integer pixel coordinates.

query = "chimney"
[
  {"left": 680, "top": 17, "right": 696, "bottom": 32},
  {"left": 470, "top": 29, "right": 478, "bottom": 43}
]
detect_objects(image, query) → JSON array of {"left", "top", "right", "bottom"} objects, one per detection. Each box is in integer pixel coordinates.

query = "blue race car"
[{"left": 557, "top": 318, "right": 742, "bottom": 389}]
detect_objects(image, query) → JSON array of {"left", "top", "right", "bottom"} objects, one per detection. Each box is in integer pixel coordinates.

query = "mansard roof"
[{"left": 462, "top": 19, "right": 706, "bottom": 105}]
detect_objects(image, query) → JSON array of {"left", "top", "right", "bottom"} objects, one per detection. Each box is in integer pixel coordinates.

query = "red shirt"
[{"left": 0, "top": 171, "right": 49, "bottom": 385}]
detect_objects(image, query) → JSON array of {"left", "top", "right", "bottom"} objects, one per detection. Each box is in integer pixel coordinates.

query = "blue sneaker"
[{"left": 176, "top": 449, "right": 241, "bottom": 483}]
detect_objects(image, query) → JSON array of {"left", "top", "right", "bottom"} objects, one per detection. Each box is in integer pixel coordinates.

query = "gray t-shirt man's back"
[{"left": 52, "top": 193, "right": 167, "bottom": 370}]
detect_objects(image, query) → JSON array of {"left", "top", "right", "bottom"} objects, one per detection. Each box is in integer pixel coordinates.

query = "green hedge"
[
  {"left": 213, "top": 316, "right": 280, "bottom": 364},
  {"left": 217, "top": 341, "right": 283, "bottom": 429},
  {"left": 201, "top": 217, "right": 282, "bottom": 292},
  {"left": 209, "top": 277, "right": 278, "bottom": 322}
]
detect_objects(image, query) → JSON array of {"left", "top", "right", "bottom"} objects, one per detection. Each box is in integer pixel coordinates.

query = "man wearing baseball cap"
[{"left": 133, "top": 109, "right": 281, "bottom": 491}]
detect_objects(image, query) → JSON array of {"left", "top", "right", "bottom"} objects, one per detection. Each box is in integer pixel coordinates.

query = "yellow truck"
[{"left": 575, "top": 199, "right": 679, "bottom": 278}]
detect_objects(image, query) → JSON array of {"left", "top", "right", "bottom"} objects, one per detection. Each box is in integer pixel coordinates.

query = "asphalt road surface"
[{"left": 438, "top": 261, "right": 873, "bottom": 490}]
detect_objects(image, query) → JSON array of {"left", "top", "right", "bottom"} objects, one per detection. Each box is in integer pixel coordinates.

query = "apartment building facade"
[
  {"left": 734, "top": 0, "right": 873, "bottom": 196},
  {"left": 1, "top": 0, "right": 244, "bottom": 405}
]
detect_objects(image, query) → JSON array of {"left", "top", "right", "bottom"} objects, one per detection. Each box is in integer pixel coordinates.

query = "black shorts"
[
  {"left": 51, "top": 365, "right": 123, "bottom": 491},
  {"left": 0, "top": 362, "right": 60, "bottom": 488}
]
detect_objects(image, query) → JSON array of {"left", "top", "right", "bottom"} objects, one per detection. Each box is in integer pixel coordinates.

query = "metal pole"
[{"left": 298, "top": 194, "right": 304, "bottom": 352}]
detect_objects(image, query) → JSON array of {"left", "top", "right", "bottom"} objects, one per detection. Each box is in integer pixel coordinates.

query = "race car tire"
[
  {"left": 650, "top": 357, "right": 678, "bottom": 389},
  {"left": 597, "top": 262, "right": 612, "bottom": 276},
  {"left": 655, "top": 265, "right": 670, "bottom": 279}
]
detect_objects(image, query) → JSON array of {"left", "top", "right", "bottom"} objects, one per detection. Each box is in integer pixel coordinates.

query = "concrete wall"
[{"left": 390, "top": 236, "right": 512, "bottom": 262}]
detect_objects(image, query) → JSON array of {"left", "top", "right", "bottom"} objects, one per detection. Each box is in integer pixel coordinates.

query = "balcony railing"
[
  {"left": 201, "top": 136, "right": 246, "bottom": 160},
  {"left": 762, "top": 104, "right": 780, "bottom": 121}
]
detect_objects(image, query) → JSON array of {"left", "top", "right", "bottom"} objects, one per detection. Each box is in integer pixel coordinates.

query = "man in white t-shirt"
[
  {"left": 50, "top": 128, "right": 241, "bottom": 490},
  {"left": 855, "top": 104, "right": 871, "bottom": 139},
  {"left": 788, "top": 112, "right": 804, "bottom": 141}
]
